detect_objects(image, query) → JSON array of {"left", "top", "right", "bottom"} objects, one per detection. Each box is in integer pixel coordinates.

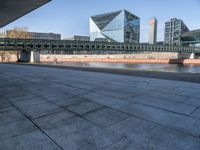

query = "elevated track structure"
[{"left": 0, "top": 38, "right": 199, "bottom": 62}]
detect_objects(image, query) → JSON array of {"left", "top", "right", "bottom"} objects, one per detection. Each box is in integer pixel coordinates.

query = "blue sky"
[{"left": 1, "top": 0, "right": 200, "bottom": 42}]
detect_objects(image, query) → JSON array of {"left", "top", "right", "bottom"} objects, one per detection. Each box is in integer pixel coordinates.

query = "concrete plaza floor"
[{"left": 0, "top": 64, "right": 200, "bottom": 150}]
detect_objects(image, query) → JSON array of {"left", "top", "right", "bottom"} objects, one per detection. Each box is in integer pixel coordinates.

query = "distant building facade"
[
  {"left": 149, "top": 17, "right": 157, "bottom": 44},
  {"left": 164, "top": 18, "right": 189, "bottom": 45},
  {"left": 156, "top": 41, "right": 164, "bottom": 45},
  {"left": 180, "top": 29, "right": 200, "bottom": 47},
  {"left": 6, "top": 30, "right": 61, "bottom": 40},
  {"left": 64, "top": 35, "right": 90, "bottom": 41},
  {"left": 26, "top": 32, "right": 61, "bottom": 40},
  {"left": 90, "top": 9, "right": 140, "bottom": 43}
]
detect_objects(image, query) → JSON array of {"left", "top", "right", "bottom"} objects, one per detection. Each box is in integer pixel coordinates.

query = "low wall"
[
  {"left": 1, "top": 51, "right": 198, "bottom": 64},
  {"left": 0, "top": 52, "right": 18, "bottom": 62},
  {"left": 40, "top": 52, "right": 200, "bottom": 64},
  {"left": 41, "top": 52, "right": 182, "bottom": 62}
]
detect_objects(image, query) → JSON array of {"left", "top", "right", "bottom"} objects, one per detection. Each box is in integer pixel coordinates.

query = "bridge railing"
[{"left": 0, "top": 38, "right": 199, "bottom": 53}]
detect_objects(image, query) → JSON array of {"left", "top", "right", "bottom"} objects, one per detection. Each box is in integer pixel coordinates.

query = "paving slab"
[
  {"left": 118, "top": 103, "right": 200, "bottom": 137},
  {"left": 50, "top": 85, "right": 91, "bottom": 96},
  {"left": 0, "top": 119, "right": 36, "bottom": 141},
  {"left": 0, "top": 99, "right": 12, "bottom": 111},
  {"left": 34, "top": 111, "right": 122, "bottom": 150},
  {"left": 49, "top": 96, "right": 87, "bottom": 107},
  {"left": 127, "top": 95, "right": 197, "bottom": 115},
  {"left": 142, "top": 90, "right": 188, "bottom": 102},
  {"left": 33, "top": 110, "right": 75, "bottom": 128},
  {"left": 107, "top": 117, "right": 200, "bottom": 150},
  {"left": 191, "top": 108, "right": 200, "bottom": 119},
  {"left": 13, "top": 96, "right": 47, "bottom": 108},
  {"left": 19, "top": 102, "right": 64, "bottom": 119},
  {"left": 0, "top": 108, "right": 26, "bottom": 125},
  {"left": 176, "top": 87, "right": 200, "bottom": 99},
  {"left": 43, "top": 119, "right": 122, "bottom": 150},
  {"left": 0, "top": 130, "right": 62, "bottom": 150},
  {"left": 3, "top": 87, "right": 33, "bottom": 99},
  {"left": 66, "top": 100, "right": 103, "bottom": 115},
  {"left": 82, "top": 93, "right": 129, "bottom": 109},
  {"left": 84, "top": 107, "right": 130, "bottom": 128},
  {"left": 183, "top": 98, "right": 200, "bottom": 107}
]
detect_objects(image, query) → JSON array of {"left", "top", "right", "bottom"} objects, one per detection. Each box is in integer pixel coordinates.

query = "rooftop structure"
[
  {"left": 90, "top": 10, "right": 140, "bottom": 43},
  {"left": 0, "top": 0, "right": 51, "bottom": 28}
]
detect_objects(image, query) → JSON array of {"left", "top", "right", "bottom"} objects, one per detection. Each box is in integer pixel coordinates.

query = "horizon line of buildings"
[{"left": 0, "top": 9, "right": 199, "bottom": 47}]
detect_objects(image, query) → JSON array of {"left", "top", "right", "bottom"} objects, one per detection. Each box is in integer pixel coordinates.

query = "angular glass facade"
[{"left": 90, "top": 10, "right": 140, "bottom": 43}]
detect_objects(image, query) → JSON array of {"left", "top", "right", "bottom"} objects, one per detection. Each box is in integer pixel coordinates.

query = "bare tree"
[
  {"left": 0, "top": 51, "right": 5, "bottom": 62},
  {"left": 6, "top": 27, "right": 29, "bottom": 39},
  {"left": 6, "top": 27, "right": 29, "bottom": 61}
]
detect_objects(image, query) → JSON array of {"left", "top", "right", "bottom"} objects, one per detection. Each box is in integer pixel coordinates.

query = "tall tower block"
[{"left": 149, "top": 17, "right": 157, "bottom": 44}]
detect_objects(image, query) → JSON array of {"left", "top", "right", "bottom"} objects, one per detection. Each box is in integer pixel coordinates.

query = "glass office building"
[
  {"left": 164, "top": 18, "right": 189, "bottom": 46},
  {"left": 90, "top": 10, "right": 140, "bottom": 43},
  {"left": 180, "top": 29, "right": 200, "bottom": 47}
]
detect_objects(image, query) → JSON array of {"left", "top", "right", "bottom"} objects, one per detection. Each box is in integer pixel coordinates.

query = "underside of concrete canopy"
[{"left": 0, "top": 0, "right": 51, "bottom": 28}]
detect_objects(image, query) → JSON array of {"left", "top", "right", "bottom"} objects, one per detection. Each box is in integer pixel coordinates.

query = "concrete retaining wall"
[
  {"left": 0, "top": 51, "right": 197, "bottom": 63},
  {"left": 41, "top": 52, "right": 183, "bottom": 62},
  {"left": 0, "top": 52, "right": 18, "bottom": 62}
]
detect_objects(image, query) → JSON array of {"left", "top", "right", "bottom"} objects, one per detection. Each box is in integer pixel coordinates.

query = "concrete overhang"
[{"left": 0, "top": 0, "right": 51, "bottom": 28}]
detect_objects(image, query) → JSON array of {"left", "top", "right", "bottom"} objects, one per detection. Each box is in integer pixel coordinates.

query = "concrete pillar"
[
  {"left": 177, "top": 52, "right": 182, "bottom": 59},
  {"left": 189, "top": 53, "right": 195, "bottom": 59},
  {"left": 30, "top": 51, "right": 40, "bottom": 63},
  {"left": 19, "top": 51, "right": 30, "bottom": 62}
]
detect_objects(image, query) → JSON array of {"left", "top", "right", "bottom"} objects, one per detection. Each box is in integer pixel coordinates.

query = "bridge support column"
[
  {"left": 189, "top": 53, "right": 195, "bottom": 59},
  {"left": 19, "top": 51, "right": 30, "bottom": 62},
  {"left": 30, "top": 51, "right": 40, "bottom": 63}
]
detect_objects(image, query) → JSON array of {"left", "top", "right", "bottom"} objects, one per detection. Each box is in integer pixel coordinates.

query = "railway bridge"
[{"left": 0, "top": 38, "right": 200, "bottom": 62}]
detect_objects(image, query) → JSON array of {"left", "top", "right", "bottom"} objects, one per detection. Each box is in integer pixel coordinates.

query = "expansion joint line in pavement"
[
  {"left": 5, "top": 98, "right": 65, "bottom": 150},
  {"left": 135, "top": 101, "right": 196, "bottom": 117},
  {"left": 125, "top": 111, "right": 200, "bottom": 139},
  {"left": 190, "top": 106, "right": 200, "bottom": 116}
]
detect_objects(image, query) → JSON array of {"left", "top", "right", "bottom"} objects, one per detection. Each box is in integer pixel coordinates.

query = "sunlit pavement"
[{"left": 0, "top": 64, "right": 200, "bottom": 150}]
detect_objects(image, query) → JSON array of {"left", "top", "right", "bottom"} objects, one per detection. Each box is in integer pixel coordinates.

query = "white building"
[{"left": 64, "top": 35, "right": 90, "bottom": 41}]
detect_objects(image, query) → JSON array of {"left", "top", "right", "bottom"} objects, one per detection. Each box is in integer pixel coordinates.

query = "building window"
[{"left": 125, "top": 32, "right": 130, "bottom": 38}]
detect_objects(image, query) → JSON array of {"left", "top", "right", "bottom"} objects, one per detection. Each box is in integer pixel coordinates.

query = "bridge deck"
[{"left": 0, "top": 64, "right": 200, "bottom": 150}]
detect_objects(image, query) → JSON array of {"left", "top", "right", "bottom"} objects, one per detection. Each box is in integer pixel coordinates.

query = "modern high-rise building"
[
  {"left": 149, "top": 17, "right": 157, "bottom": 44},
  {"left": 90, "top": 9, "right": 140, "bottom": 43},
  {"left": 164, "top": 18, "right": 189, "bottom": 45}
]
